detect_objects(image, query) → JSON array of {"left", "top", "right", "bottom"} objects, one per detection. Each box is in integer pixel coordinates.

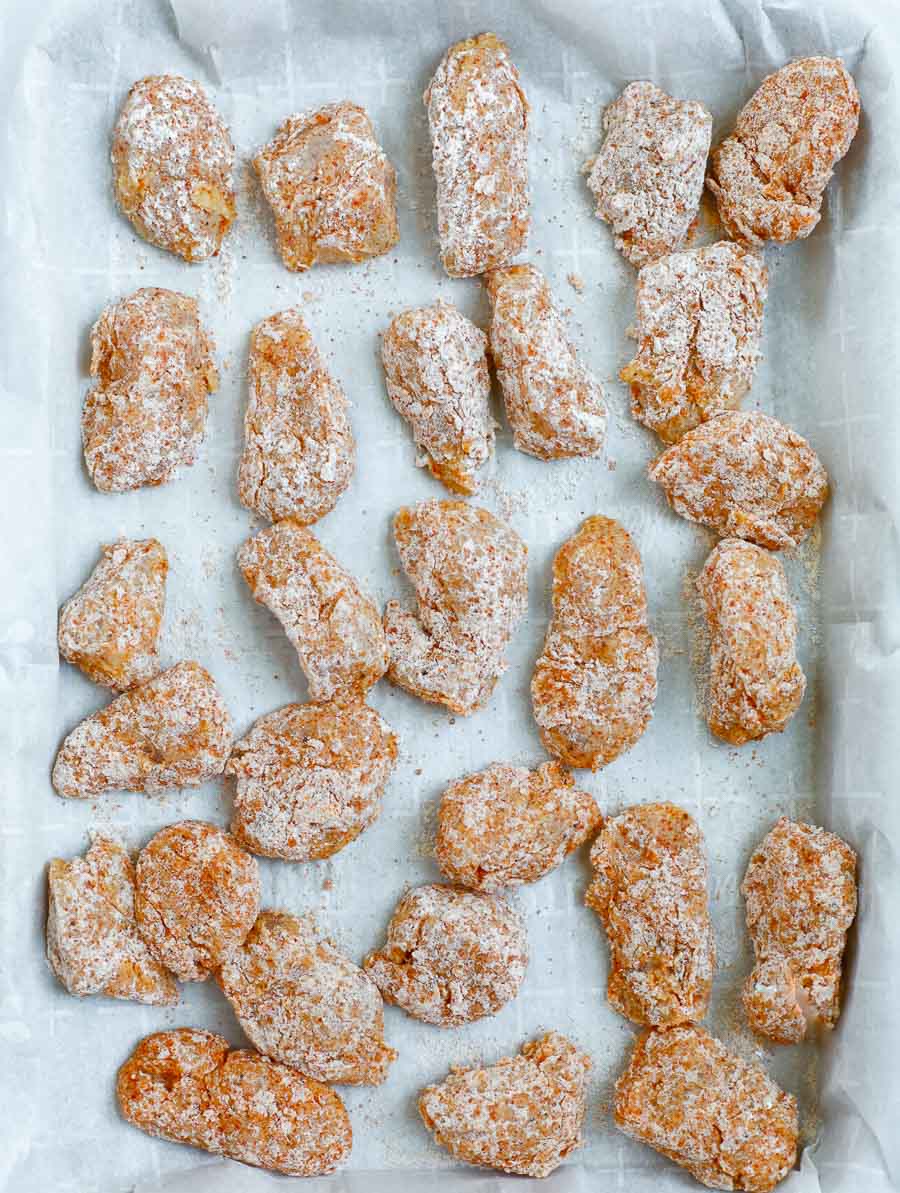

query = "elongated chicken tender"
[
  {"left": 425, "top": 33, "right": 530, "bottom": 277},
  {"left": 697, "top": 539, "right": 805, "bottom": 745},
  {"left": 586, "top": 802, "right": 715, "bottom": 1026},
  {"left": 117, "top": 1029, "right": 352, "bottom": 1176},
  {"left": 419, "top": 1032, "right": 591, "bottom": 1178},
  {"left": 238, "top": 309, "right": 355, "bottom": 524},
  {"left": 532, "top": 516, "right": 658, "bottom": 770},
  {"left": 485, "top": 264, "right": 607, "bottom": 459}
]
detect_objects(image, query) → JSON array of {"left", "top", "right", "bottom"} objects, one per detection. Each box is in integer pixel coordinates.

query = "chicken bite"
[
  {"left": 238, "top": 309, "right": 355, "bottom": 524},
  {"left": 697, "top": 539, "right": 805, "bottom": 745},
  {"left": 383, "top": 500, "right": 528, "bottom": 715},
  {"left": 58, "top": 538, "right": 167, "bottom": 691},
  {"left": 532, "top": 515, "right": 658, "bottom": 770},
  {"left": 707, "top": 57, "right": 860, "bottom": 246},
  {"left": 585, "top": 81, "right": 712, "bottom": 267},
  {"left": 419, "top": 1032, "right": 591, "bottom": 1178},
  {"left": 363, "top": 884, "right": 527, "bottom": 1026},
  {"left": 46, "top": 836, "right": 177, "bottom": 1006}
]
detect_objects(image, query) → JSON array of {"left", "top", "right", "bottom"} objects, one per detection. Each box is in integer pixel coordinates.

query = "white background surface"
[{"left": 1, "top": 1, "right": 898, "bottom": 1190}]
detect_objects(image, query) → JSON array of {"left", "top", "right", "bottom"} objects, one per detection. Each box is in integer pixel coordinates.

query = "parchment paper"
[{"left": 1, "top": 1, "right": 898, "bottom": 1190}]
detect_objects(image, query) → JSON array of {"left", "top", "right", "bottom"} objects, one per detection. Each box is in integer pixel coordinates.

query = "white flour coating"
[
  {"left": 585, "top": 81, "right": 712, "bottom": 267},
  {"left": 238, "top": 519, "right": 388, "bottom": 703},
  {"left": 424, "top": 33, "right": 530, "bottom": 277},
  {"left": 383, "top": 500, "right": 528, "bottom": 715},
  {"left": 485, "top": 264, "right": 608, "bottom": 459},
  {"left": 238, "top": 309, "right": 355, "bottom": 524},
  {"left": 82, "top": 287, "right": 218, "bottom": 493},
  {"left": 419, "top": 1032, "right": 592, "bottom": 1178},
  {"left": 134, "top": 821, "right": 260, "bottom": 983},
  {"left": 621, "top": 241, "right": 768, "bottom": 443},
  {"left": 111, "top": 74, "right": 235, "bottom": 262},
  {"left": 46, "top": 836, "right": 177, "bottom": 1006},
  {"left": 742, "top": 817, "right": 857, "bottom": 1044},
  {"left": 51, "top": 661, "right": 233, "bottom": 798},
  {"left": 697, "top": 538, "right": 806, "bottom": 745},
  {"left": 57, "top": 538, "right": 167, "bottom": 691},
  {"left": 649, "top": 410, "right": 830, "bottom": 549},
  {"left": 217, "top": 910, "right": 398, "bottom": 1085},
  {"left": 363, "top": 884, "right": 528, "bottom": 1026},
  {"left": 117, "top": 1029, "right": 352, "bottom": 1176},
  {"left": 381, "top": 301, "right": 494, "bottom": 495},
  {"left": 615, "top": 1024, "right": 799, "bottom": 1192},
  {"left": 586, "top": 802, "right": 716, "bottom": 1027},
  {"left": 226, "top": 700, "right": 398, "bottom": 861}
]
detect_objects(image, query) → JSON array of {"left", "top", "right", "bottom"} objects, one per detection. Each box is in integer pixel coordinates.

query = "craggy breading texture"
[
  {"left": 649, "top": 411, "right": 829, "bottom": 550},
  {"left": 697, "top": 539, "right": 805, "bottom": 746},
  {"left": 117, "top": 1029, "right": 352, "bottom": 1177},
  {"left": 218, "top": 910, "right": 397, "bottom": 1086},
  {"left": 435, "top": 761, "right": 601, "bottom": 892},
  {"left": 51, "top": 661, "right": 233, "bottom": 798},
  {"left": 485, "top": 263, "right": 608, "bottom": 459},
  {"left": 227, "top": 699, "right": 398, "bottom": 861},
  {"left": 82, "top": 287, "right": 218, "bottom": 493},
  {"left": 111, "top": 74, "right": 235, "bottom": 262},
  {"left": 381, "top": 301, "right": 494, "bottom": 495},
  {"left": 621, "top": 241, "right": 768, "bottom": 444},
  {"left": 419, "top": 1032, "right": 592, "bottom": 1178},
  {"left": 254, "top": 101, "right": 399, "bottom": 272},
  {"left": 585, "top": 82, "right": 712, "bottom": 267},
  {"left": 58, "top": 538, "right": 167, "bottom": 691},
  {"left": 532, "top": 515, "right": 658, "bottom": 770},
  {"left": 238, "top": 519, "right": 388, "bottom": 704},
  {"left": 425, "top": 33, "right": 530, "bottom": 277},
  {"left": 586, "top": 802, "right": 715, "bottom": 1027},
  {"left": 363, "top": 883, "right": 528, "bottom": 1027},
  {"left": 741, "top": 816, "right": 857, "bottom": 1044},
  {"left": 707, "top": 57, "right": 860, "bottom": 246},
  {"left": 384, "top": 500, "right": 528, "bottom": 715},
  {"left": 47, "top": 837, "right": 177, "bottom": 1006},
  {"left": 238, "top": 309, "right": 355, "bottom": 524},
  {"left": 134, "top": 821, "right": 260, "bottom": 982}
]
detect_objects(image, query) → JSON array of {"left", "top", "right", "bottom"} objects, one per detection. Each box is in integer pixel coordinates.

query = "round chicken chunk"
[
  {"left": 436, "top": 761, "right": 601, "bottom": 892},
  {"left": 46, "top": 836, "right": 177, "bottom": 1006},
  {"left": 363, "top": 884, "right": 528, "bottom": 1027},
  {"left": 134, "top": 821, "right": 260, "bottom": 982},
  {"left": 585, "top": 81, "right": 712, "bottom": 267},
  {"left": 621, "top": 242, "right": 768, "bottom": 443},
  {"left": 255, "top": 101, "right": 398, "bottom": 272},
  {"left": 741, "top": 816, "right": 857, "bottom": 1044},
  {"left": 707, "top": 57, "right": 860, "bottom": 246},
  {"left": 697, "top": 539, "right": 805, "bottom": 745},
  {"left": 218, "top": 910, "right": 397, "bottom": 1085},
  {"left": 586, "top": 802, "right": 715, "bottom": 1027},
  {"left": 117, "top": 1029, "right": 352, "bottom": 1177},
  {"left": 615, "top": 1025, "right": 798, "bottom": 1192},
  {"left": 485, "top": 264, "right": 607, "bottom": 459},
  {"left": 111, "top": 74, "right": 235, "bottom": 262},
  {"left": 227, "top": 699, "right": 398, "bottom": 861},
  {"left": 238, "top": 519, "right": 387, "bottom": 704},
  {"left": 58, "top": 538, "right": 167, "bottom": 691},
  {"left": 384, "top": 500, "right": 528, "bottom": 715},
  {"left": 82, "top": 287, "right": 218, "bottom": 493},
  {"left": 381, "top": 301, "right": 494, "bottom": 495},
  {"left": 532, "top": 516, "right": 658, "bottom": 770},
  {"left": 425, "top": 33, "right": 530, "bottom": 277},
  {"left": 51, "top": 661, "right": 233, "bottom": 798},
  {"left": 649, "top": 410, "right": 829, "bottom": 549},
  {"left": 238, "top": 308, "right": 355, "bottom": 524},
  {"left": 419, "top": 1032, "right": 591, "bottom": 1178}
]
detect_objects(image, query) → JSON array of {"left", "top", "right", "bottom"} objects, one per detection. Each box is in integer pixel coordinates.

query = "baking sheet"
[{"left": 1, "top": 0, "right": 899, "bottom": 1190}]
